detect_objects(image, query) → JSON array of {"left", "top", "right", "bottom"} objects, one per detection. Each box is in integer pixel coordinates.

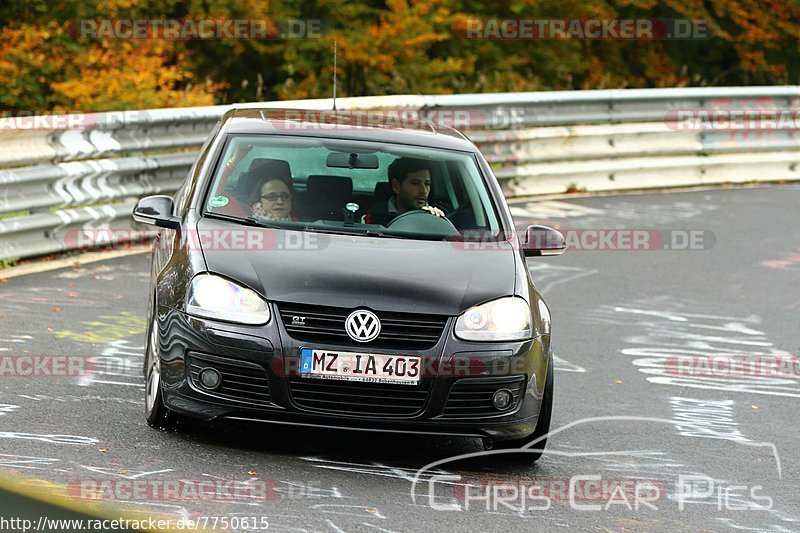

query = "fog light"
[
  {"left": 492, "top": 389, "right": 514, "bottom": 411},
  {"left": 199, "top": 368, "right": 222, "bottom": 390}
]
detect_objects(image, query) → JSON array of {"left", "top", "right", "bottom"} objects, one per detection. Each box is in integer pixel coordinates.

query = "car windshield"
[{"left": 203, "top": 134, "right": 504, "bottom": 241}]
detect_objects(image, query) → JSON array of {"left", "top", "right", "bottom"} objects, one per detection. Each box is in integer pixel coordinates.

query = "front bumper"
[{"left": 156, "top": 306, "right": 551, "bottom": 442}]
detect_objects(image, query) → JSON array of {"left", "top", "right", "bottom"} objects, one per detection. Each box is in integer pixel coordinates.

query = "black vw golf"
[{"left": 134, "top": 108, "right": 565, "bottom": 460}]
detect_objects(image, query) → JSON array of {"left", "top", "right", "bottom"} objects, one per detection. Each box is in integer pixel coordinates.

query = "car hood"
[{"left": 197, "top": 217, "right": 517, "bottom": 316}]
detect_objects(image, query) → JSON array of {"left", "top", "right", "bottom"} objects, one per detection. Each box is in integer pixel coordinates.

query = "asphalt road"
[{"left": 1, "top": 185, "right": 799, "bottom": 532}]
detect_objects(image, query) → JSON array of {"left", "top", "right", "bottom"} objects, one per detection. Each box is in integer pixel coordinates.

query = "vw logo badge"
[{"left": 345, "top": 309, "right": 381, "bottom": 343}]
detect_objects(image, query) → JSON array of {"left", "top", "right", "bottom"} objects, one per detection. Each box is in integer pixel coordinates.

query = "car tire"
[
  {"left": 144, "top": 307, "right": 177, "bottom": 429},
  {"left": 487, "top": 354, "right": 554, "bottom": 462}
]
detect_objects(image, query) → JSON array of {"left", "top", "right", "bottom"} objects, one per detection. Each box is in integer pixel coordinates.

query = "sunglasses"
[{"left": 261, "top": 192, "right": 292, "bottom": 202}]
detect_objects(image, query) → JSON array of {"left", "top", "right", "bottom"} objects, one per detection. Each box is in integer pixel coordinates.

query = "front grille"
[
  {"left": 288, "top": 377, "right": 430, "bottom": 417},
  {"left": 187, "top": 353, "right": 271, "bottom": 407},
  {"left": 277, "top": 302, "right": 448, "bottom": 350},
  {"left": 443, "top": 376, "right": 525, "bottom": 418}
]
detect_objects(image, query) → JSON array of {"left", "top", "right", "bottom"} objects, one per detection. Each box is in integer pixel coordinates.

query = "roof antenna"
[{"left": 332, "top": 40, "right": 338, "bottom": 111}]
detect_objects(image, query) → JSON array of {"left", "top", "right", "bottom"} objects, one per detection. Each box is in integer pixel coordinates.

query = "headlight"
[
  {"left": 454, "top": 297, "right": 532, "bottom": 341},
  {"left": 186, "top": 274, "right": 270, "bottom": 325}
]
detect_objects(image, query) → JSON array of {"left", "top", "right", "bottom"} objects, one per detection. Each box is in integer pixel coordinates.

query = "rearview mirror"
[
  {"left": 326, "top": 152, "right": 379, "bottom": 169},
  {"left": 521, "top": 225, "right": 566, "bottom": 257},
  {"left": 133, "top": 195, "right": 180, "bottom": 229}
]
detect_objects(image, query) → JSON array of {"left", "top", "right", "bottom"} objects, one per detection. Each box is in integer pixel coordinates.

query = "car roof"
[{"left": 221, "top": 108, "right": 477, "bottom": 151}]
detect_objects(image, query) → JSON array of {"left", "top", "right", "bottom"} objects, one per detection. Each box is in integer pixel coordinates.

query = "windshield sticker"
[{"left": 209, "top": 195, "right": 229, "bottom": 208}]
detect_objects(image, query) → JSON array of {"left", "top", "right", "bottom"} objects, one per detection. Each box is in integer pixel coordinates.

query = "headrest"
[
  {"left": 373, "top": 181, "right": 392, "bottom": 201},
  {"left": 307, "top": 175, "right": 353, "bottom": 198},
  {"left": 237, "top": 159, "right": 292, "bottom": 198}
]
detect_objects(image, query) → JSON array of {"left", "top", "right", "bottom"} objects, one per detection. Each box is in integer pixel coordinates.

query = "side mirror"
[
  {"left": 133, "top": 195, "right": 180, "bottom": 229},
  {"left": 521, "top": 225, "right": 566, "bottom": 257}
]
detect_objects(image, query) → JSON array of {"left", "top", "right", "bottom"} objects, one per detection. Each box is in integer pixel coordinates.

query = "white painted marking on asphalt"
[
  {"left": 262, "top": 519, "right": 309, "bottom": 533},
  {"left": 78, "top": 465, "right": 173, "bottom": 479},
  {"left": 0, "top": 432, "right": 98, "bottom": 445},
  {"left": 300, "top": 457, "right": 453, "bottom": 484},
  {"left": 0, "top": 454, "right": 61, "bottom": 470},
  {"left": 362, "top": 523, "right": 399, "bottom": 533},
  {"left": 509, "top": 200, "right": 605, "bottom": 220},
  {"left": 527, "top": 263, "right": 599, "bottom": 294},
  {"left": 78, "top": 339, "right": 144, "bottom": 388},
  {"left": 410, "top": 415, "right": 783, "bottom": 510},
  {"left": 716, "top": 518, "right": 794, "bottom": 531},
  {"left": 107, "top": 499, "right": 190, "bottom": 515},
  {"left": 674, "top": 478, "right": 798, "bottom": 527},
  {"left": 0, "top": 404, "right": 20, "bottom": 416},
  {"left": 607, "top": 306, "right": 756, "bottom": 323},
  {"left": 324, "top": 519, "right": 346, "bottom": 533},
  {"left": 588, "top": 302, "right": 800, "bottom": 397},
  {"left": 554, "top": 354, "right": 585, "bottom": 373},
  {"left": 596, "top": 200, "right": 718, "bottom": 224},
  {"left": 80, "top": 379, "right": 143, "bottom": 387},
  {"left": 278, "top": 480, "right": 344, "bottom": 499},
  {"left": 669, "top": 397, "right": 750, "bottom": 443},
  {"left": 313, "top": 504, "right": 385, "bottom": 519},
  {"left": 18, "top": 394, "right": 139, "bottom": 405}
]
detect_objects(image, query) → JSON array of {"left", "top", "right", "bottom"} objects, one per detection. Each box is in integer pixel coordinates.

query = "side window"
[
  {"left": 429, "top": 161, "right": 459, "bottom": 211},
  {"left": 441, "top": 167, "right": 461, "bottom": 211}
]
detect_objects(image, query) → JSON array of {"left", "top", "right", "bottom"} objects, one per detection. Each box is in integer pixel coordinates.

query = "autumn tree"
[
  {"left": 1, "top": 0, "right": 799, "bottom": 112},
  {"left": 0, "top": 0, "right": 222, "bottom": 112}
]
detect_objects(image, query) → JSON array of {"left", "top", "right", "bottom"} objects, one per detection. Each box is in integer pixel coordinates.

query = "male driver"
[{"left": 363, "top": 157, "right": 445, "bottom": 225}]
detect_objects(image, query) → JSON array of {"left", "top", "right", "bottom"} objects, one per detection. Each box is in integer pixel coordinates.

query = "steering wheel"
[{"left": 385, "top": 209, "right": 459, "bottom": 237}]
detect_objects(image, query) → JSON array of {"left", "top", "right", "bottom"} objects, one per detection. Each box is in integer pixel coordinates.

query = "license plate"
[{"left": 299, "top": 349, "right": 421, "bottom": 385}]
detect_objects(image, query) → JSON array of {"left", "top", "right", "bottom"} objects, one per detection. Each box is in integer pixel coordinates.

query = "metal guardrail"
[{"left": 2, "top": 86, "right": 800, "bottom": 262}]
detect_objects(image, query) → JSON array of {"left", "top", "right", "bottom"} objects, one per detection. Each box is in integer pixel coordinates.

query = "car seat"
[{"left": 299, "top": 175, "right": 354, "bottom": 221}]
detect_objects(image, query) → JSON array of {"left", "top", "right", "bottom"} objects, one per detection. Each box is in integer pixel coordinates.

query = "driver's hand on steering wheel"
[{"left": 421, "top": 205, "right": 446, "bottom": 217}]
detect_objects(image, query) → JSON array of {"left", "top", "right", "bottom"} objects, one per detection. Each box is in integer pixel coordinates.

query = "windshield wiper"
[
  {"left": 301, "top": 225, "right": 406, "bottom": 239},
  {"left": 205, "top": 212, "right": 286, "bottom": 230},
  {"left": 301, "top": 225, "right": 354, "bottom": 236},
  {"left": 242, "top": 216, "right": 287, "bottom": 230}
]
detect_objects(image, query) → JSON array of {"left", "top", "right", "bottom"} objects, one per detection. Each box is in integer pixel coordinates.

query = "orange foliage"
[{"left": 0, "top": 21, "right": 222, "bottom": 112}]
